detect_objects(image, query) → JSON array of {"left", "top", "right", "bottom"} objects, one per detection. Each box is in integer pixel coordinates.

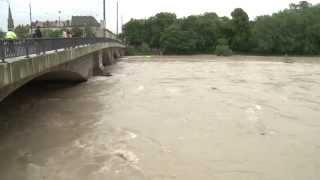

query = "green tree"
[
  {"left": 14, "top": 25, "right": 31, "bottom": 39},
  {"left": 304, "top": 24, "right": 320, "bottom": 54},
  {"left": 47, "top": 29, "right": 63, "bottom": 38},
  {"left": 123, "top": 19, "right": 146, "bottom": 47},
  {"left": 84, "top": 26, "right": 96, "bottom": 38},
  {"left": 72, "top": 27, "right": 83, "bottom": 37},
  {"left": 160, "top": 23, "right": 197, "bottom": 54},
  {"left": 0, "top": 29, "right": 5, "bottom": 39},
  {"left": 251, "top": 15, "right": 277, "bottom": 54},
  {"left": 290, "top": 1, "right": 312, "bottom": 9},
  {"left": 123, "top": 1, "right": 320, "bottom": 55},
  {"left": 230, "top": 8, "right": 251, "bottom": 52},
  {"left": 145, "top": 12, "right": 177, "bottom": 48},
  {"left": 252, "top": 1, "right": 320, "bottom": 55}
]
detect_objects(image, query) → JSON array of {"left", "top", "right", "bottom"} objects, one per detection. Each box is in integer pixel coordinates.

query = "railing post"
[
  {"left": 25, "top": 39, "right": 30, "bottom": 58},
  {"left": 42, "top": 39, "right": 46, "bottom": 55},
  {"left": 55, "top": 39, "right": 58, "bottom": 52},
  {"left": 0, "top": 40, "right": 5, "bottom": 63}
]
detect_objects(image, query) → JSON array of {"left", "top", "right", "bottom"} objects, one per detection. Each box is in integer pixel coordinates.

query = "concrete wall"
[{"left": 0, "top": 42, "right": 125, "bottom": 101}]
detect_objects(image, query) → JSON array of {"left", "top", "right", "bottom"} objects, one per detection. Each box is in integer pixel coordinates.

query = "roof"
[
  {"left": 71, "top": 16, "right": 100, "bottom": 27},
  {"left": 8, "top": 6, "right": 14, "bottom": 30}
]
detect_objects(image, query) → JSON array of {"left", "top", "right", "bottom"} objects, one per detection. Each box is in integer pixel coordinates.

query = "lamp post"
[
  {"left": 103, "top": 0, "right": 106, "bottom": 37},
  {"left": 29, "top": 3, "right": 32, "bottom": 35},
  {"left": 58, "top": 10, "right": 61, "bottom": 26},
  {"left": 116, "top": 1, "right": 119, "bottom": 35}
]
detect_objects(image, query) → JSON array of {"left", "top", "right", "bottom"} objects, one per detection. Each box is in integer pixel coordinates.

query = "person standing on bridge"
[
  {"left": 63, "top": 29, "right": 72, "bottom": 38},
  {"left": 33, "top": 26, "right": 42, "bottom": 38},
  {"left": 33, "top": 26, "right": 43, "bottom": 55},
  {"left": 5, "top": 29, "right": 17, "bottom": 56}
]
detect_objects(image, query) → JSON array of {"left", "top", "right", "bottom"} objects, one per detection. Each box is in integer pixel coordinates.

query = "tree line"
[{"left": 122, "top": 1, "right": 320, "bottom": 55}]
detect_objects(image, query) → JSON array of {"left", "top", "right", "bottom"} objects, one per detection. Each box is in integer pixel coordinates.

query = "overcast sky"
[{"left": 0, "top": 0, "right": 319, "bottom": 32}]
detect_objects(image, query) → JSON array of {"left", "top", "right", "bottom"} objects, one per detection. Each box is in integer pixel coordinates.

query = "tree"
[
  {"left": 122, "top": 1, "right": 320, "bottom": 55},
  {"left": 230, "top": 8, "right": 251, "bottom": 52},
  {"left": 14, "top": 25, "right": 31, "bottom": 39},
  {"left": 144, "top": 12, "right": 177, "bottom": 48},
  {"left": 0, "top": 29, "right": 5, "bottom": 39},
  {"left": 123, "top": 19, "right": 146, "bottom": 47},
  {"left": 84, "top": 26, "right": 96, "bottom": 38},
  {"left": 47, "top": 29, "right": 63, "bottom": 38},
  {"left": 304, "top": 24, "right": 320, "bottom": 54},
  {"left": 252, "top": 1, "right": 320, "bottom": 55},
  {"left": 290, "top": 1, "right": 312, "bottom": 10},
  {"left": 251, "top": 15, "right": 277, "bottom": 54},
  {"left": 72, "top": 27, "right": 83, "bottom": 38},
  {"left": 160, "top": 23, "right": 197, "bottom": 54}
]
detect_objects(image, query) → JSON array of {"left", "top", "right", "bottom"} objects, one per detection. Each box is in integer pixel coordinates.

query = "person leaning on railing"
[
  {"left": 5, "top": 29, "right": 17, "bottom": 56},
  {"left": 33, "top": 26, "right": 42, "bottom": 38},
  {"left": 32, "top": 26, "right": 43, "bottom": 55}
]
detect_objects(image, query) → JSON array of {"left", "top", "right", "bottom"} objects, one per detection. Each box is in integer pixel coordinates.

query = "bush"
[
  {"left": 125, "top": 46, "right": 153, "bottom": 56},
  {"left": 215, "top": 45, "right": 233, "bottom": 56},
  {"left": 47, "top": 29, "right": 63, "bottom": 38},
  {"left": 140, "top": 42, "right": 151, "bottom": 52},
  {"left": 0, "top": 30, "right": 5, "bottom": 39},
  {"left": 217, "top": 38, "right": 228, "bottom": 46}
]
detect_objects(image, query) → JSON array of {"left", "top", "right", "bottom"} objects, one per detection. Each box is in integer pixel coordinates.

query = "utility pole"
[
  {"left": 103, "top": 0, "right": 106, "bottom": 37},
  {"left": 121, "top": 15, "right": 123, "bottom": 33},
  {"left": 29, "top": 3, "right": 32, "bottom": 34},
  {"left": 58, "top": 10, "right": 61, "bottom": 26},
  {"left": 116, "top": 1, "right": 119, "bottom": 35}
]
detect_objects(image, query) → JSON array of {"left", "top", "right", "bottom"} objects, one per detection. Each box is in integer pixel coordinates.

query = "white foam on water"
[{"left": 137, "top": 86, "right": 145, "bottom": 91}]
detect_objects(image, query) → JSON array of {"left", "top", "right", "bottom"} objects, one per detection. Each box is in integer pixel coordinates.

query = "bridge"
[{"left": 0, "top": 38, "right": 125, "bottom": 102}]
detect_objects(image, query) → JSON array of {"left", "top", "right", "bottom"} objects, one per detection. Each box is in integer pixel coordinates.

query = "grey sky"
[{"left": 1, "top": 0, "right": 319, "bottom": 32}]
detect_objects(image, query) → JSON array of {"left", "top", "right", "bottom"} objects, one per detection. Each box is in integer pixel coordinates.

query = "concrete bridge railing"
[
  {"left": 0, "top": 39, "right": 125, "bottom": 102},
  {"left": 0, "top": 37, "right": 121, "bottom": 62}
]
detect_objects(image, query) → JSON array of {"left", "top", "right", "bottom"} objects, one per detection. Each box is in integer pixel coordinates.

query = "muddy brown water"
[{"left": 0, "top": 55, "right": 320, "bottom": 180}]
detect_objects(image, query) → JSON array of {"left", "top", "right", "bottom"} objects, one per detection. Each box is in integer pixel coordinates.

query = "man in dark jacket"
[
  {"left": 33, "top": 26, "right": 42, "bottom": 55},
  {"left": 33, "top": 26, "right": 42, "bottom": 38}
]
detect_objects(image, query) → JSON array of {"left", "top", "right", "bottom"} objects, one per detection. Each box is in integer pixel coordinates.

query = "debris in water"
[
  {"left": 113, "top": 150, "right": 139, "bottom": 164},
  {"left": 137, "top": 86, "right": 145, "bottom": 91}
]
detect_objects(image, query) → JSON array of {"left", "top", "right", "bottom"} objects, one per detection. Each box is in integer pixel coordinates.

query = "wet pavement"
[{"left": 0, "top": 55, "right": 320, "bottom": 180}]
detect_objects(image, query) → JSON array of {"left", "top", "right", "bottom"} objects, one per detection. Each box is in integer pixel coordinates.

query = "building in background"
[
  {"left": 32, "top": 20, "right": 71, "bottom": 30},
  {"left": 31, "top": 16, "right": 116, "bottom": 39}
]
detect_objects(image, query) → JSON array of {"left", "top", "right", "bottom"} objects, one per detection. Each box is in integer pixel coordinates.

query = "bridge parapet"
[
  {"left": 0, "top": 40, "right": 125, "bottom": 101},
  {"left": 0, "top": 37, "right": 122, "bottom": 62}
]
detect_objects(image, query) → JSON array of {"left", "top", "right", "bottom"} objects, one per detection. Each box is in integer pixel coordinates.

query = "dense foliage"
[
  {"left": 46, "top": 29, "right": 63, "bottom": 38},
  {"left": 71, "top": 26, "right": 96, "bottom": 38},
  {"left": 15, "top": 25, "right": 31, "bottom": 39},
  {"left": 0, "top": 29, "right": 5, "bottom": 39},
  {"left": 123, "top": 1, "right": 320, "bottom": 55}
]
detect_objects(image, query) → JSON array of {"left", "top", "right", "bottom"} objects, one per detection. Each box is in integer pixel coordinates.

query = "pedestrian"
[
  {"left": 63, "top": 30, "right": 68, "bottom": 38},
  {"left": 5, "top": 29, "right": 17, "bottom": 57},
  {"left": 66, "top": 29, "right": 72, "bottom": 38},
  {"left": 63, "top": 29, "right": 73, "bottom": 50},
  {"left": 34, "top": 26, "right": 42, "bottom": 38},
  {"left": 32, "top": 26, "right": 43, "bottom": 55}
]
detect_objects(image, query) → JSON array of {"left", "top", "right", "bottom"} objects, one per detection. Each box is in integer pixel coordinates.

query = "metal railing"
[{"left": 0, "top": 37, "right": 121, "bottom": 62}]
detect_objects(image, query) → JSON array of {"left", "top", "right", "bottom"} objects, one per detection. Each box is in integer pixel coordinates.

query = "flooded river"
[{"left": 0, "top": 55, "right": 320, "bottom": 180}]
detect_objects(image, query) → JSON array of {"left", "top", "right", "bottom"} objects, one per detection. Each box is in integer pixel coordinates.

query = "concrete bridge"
[{"left": 0, "top": 38, "right": 125, "bottom": 101}]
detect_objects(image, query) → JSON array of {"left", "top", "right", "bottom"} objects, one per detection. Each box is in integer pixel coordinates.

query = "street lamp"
[{"left": 58, "top": 10, "right": 61, "bottom": 26}]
